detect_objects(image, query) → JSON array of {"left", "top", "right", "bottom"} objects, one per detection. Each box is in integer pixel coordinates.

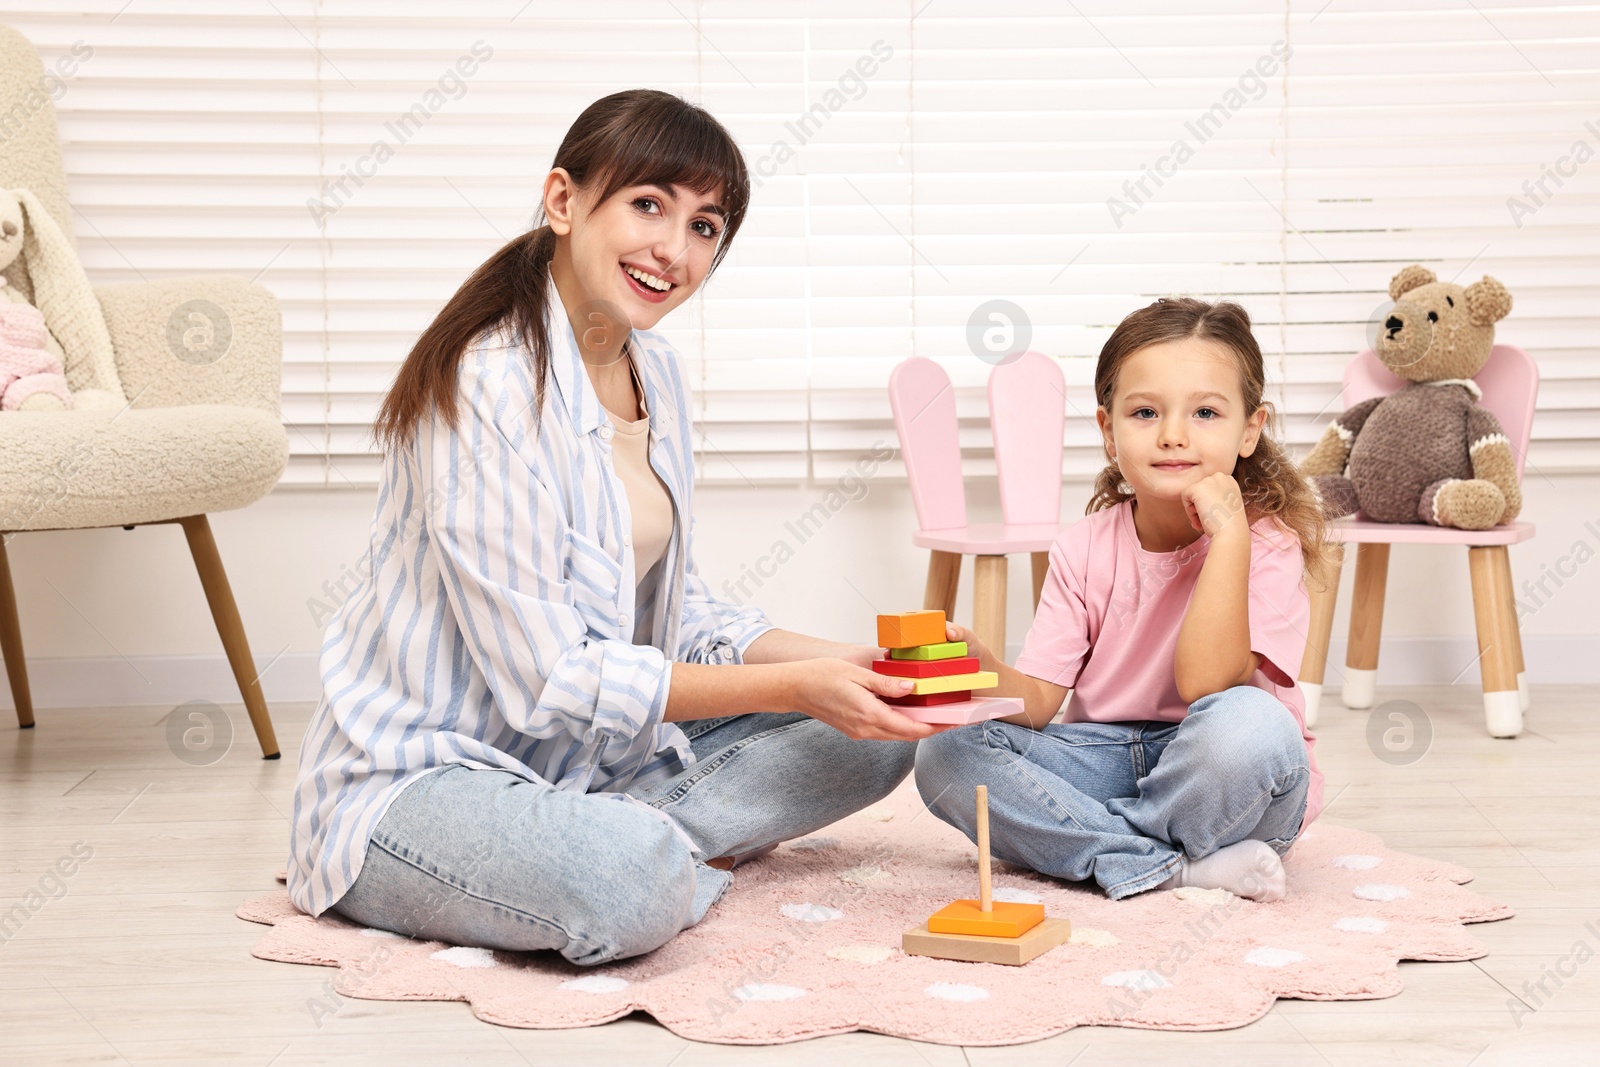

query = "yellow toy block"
[
  {"left": 908, "top": 671, "right": 997, "bottom": 696},
  {"left": 928, "top": 898, "right": 1044, "bottom": 938},
  {"left": 877, "top": 610, "right": 947, "bottom": 649}
]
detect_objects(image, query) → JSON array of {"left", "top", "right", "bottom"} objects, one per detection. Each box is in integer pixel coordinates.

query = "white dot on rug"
[
  {"left": 826, "top": 944, "right": 894, "bottom": 964},
  {"left": 1245, "top": 947, "right": 1308, "bottom": 968},
  {"left": 559, "top": 975, "right": 629, "bottom": 994},
  {"left": 855, "top": 809, "right": 895, "bottom": 822},
  {"left": 1353, "top": 883, "right": 1411, "bottom": 902},
  {"left": 1334, "top": 916, "right": 1389, "bottom": 934},
  {"left": 925, "top": 982, "right": 990, "bottom": 1003},
  {"left": 360, "top": 927, "right": 403, "bottom": 939},
  {"left": 991, "top": 886, "right": 1042, "bottom": 904},
  {"left": 839, "top": 865, "right": 889, "bottom": 886},
  {"left": 781, "top": 902, "right": 845, "bottom": 923},
  {"left": 1070, "top": 927, "right": 1121, "bottom": 947},
  {"left": 1173, "top": 885, "right": 1234, "bottom": 906},
  {"left": 733, "top": 983, "right": 807, "bottom": 1002},
  {"left": 430, "top": 946, "right": 497, "bottom": 968},
  {"left": 789, "top": 836, "right": 840, "bottom": 852},
  {"left": 1333, "top": 854, "right": 1383, "bottom": 870},
  {"left": 1101, "top": 970, "right": 1171, "bottom": 991}
]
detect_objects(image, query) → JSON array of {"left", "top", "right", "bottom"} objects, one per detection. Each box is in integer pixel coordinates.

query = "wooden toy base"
[
  {"left": 902, "top": 917, "right": 1072, "bottom": 966},
  {"left": 891, "top": 696, "right": 1023, "bottom": 725}
]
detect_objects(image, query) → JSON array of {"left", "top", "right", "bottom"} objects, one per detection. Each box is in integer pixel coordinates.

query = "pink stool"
[
  {"left": 888, "top": 352, "right": 1072, "bottom": 657},
  {"left": 1298, "top": 344, "right": 1538, "bottom": 738}
]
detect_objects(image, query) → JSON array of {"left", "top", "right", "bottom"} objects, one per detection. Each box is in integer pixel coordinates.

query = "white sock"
[{"left": 1158, "top": 840, "right": 1286, "bottom": 902}]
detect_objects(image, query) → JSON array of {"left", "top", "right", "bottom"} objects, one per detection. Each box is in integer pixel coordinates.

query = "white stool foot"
[
  {"left": 1342, "top": 668, "right": 1376, "bottom": 710},
  {"left": 1517, "top": 671, "right": 1530, "bottom": 713},
  {"left": 1484, "top": 690, "right": 1522, "bottom": 738},
  {"left": 1299, "top": 681, "right": 1321, "bottom": 729}
]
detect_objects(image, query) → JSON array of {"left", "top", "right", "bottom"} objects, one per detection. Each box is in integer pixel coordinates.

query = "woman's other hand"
[{"left": 780, "top": 658, "right": 959, "bottom": 741}]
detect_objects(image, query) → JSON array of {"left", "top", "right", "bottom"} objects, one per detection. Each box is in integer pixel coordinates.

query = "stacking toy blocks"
[
  {"left": 873, "top": 611, "right": 997, "bottom": 705},
  {"left": 871, "top": 610, "right": 1024, "bottom": 724},
  {"left": 902, "top": 785, "right": 1072, "bottom": 965}
]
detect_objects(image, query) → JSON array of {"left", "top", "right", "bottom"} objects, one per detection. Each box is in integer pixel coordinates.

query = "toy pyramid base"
[
  {"left": 892, "top": 696, "right": 1023, "bottom": 725},
  {"left": 902, "top": 916, "right": 1072, "bottom": 966}
]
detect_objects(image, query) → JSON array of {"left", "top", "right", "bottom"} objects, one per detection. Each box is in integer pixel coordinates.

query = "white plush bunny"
[{"left": 0, "top": 188, "right": 123, "bottom": 411}]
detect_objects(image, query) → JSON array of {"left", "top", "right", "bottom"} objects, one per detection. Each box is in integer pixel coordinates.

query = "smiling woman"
[{"left": 290, "top": 89, "right": 951, "bottom": 969}]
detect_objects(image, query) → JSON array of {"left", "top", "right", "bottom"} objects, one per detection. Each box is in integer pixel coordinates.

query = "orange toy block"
[
  {"left": 927, "top": 898, "right": 1044, "bottom": 938},
  {"left": 876, "top": 610, "right": 947, "bottom": 650}
]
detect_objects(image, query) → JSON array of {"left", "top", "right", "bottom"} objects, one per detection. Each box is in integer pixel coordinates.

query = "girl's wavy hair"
[
  {"left": 1086, "top": 296, "right": 1332, "bottom": 574},
  {"left": 372, "top": 89, "right": 749, "bottom": 454}
]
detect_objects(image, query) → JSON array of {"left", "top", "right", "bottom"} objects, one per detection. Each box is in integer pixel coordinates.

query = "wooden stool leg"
[
  {"left": 1297, "top": 543, "right": 1344, "bottom": 729},
  {"left": 1494, "top": 547, "right": 1529, "bottom": 713},
  {"left": 1030, "top": 551, "right": 1049, "bottom": 611},
  {"left": 1470, "top": 545, "right": 1522, "bottom": 737},
  {"left": 179, "top": 515, "right": 280, "bottom": 759},
  {"left": 0, "top": 534, "right": 34, "bottom": 728},
  {"left": 973, "top": 555, "right": 1007, "bottom": 660},
  {"left": 924, "top": 550, "right": 961, "bottom": 619},
  {"left": 1343, "top": 542, "right": 1390, "bottom": 709}
]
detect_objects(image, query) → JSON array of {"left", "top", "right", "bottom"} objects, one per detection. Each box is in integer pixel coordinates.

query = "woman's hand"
[
  {"left": 780, "top": 658, "right": 960, "bottom": 741},
  {"left": 1180, "top": 471, "right": 1250, "bottom": 539}
]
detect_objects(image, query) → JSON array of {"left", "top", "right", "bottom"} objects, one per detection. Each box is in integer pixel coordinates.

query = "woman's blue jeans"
[
  {"left": 913, "top": 685, "right": 1310, "bottom": 900},
  {"left": 329, "top": 712, "right": 915, "bottom": 966}
]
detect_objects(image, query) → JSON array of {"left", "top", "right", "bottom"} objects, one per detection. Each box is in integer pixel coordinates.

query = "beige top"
[{"left": 602, "top": 346, "right": 675, "bottom": 640}]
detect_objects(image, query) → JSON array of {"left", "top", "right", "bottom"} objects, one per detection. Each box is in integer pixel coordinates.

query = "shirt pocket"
[{"left": 563, "top": 527, "right": 623, "bottom": 621}]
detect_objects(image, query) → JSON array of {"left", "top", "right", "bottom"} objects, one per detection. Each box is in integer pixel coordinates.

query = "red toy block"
[
  {"left": 884, "top": 690, "right": 971, "bottom": 707},
  {"left": 877, "top": 610, "right": 947, "bottom": 649},
  {"left": 871, "top": 656, "right": 980, "bottom": 678}
]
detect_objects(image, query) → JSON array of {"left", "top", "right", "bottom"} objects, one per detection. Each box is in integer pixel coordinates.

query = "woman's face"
[{"left": 545, "top": 169, "right": 726, "bottom": 333}]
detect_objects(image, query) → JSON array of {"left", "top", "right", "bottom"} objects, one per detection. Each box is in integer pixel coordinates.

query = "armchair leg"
[
  {"left": 178, "top": 515, "right": 280, "bottom": 759},
  {"left": 1343, "top": 543, "right": 1390, "bottom": 709},
  {"left": 973, "top": 555, "right": 1007, "bottom": 661},
  {"left": 924, "top": 550, "right": 961, "bottom": 619},
  {"left": 1297, "top": 544, "right": 1345, "bottom": 729},
  {"left": 1469, "top": 545, "right": 1522, "bottom": 738},
  {"left": 0, "top": 534, "right": 34, "bottom": 728}
]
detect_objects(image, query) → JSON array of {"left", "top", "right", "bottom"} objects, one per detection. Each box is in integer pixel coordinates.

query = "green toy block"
[{"left": 889, "top": 641, "right": 968, "bottom": 661}]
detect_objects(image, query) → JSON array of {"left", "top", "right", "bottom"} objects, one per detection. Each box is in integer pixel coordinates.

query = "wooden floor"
[{"left": 3, "top": 683, "right": 1597, "bottom": 1066}]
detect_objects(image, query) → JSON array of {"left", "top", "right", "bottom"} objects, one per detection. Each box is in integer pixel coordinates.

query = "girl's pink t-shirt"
[{"left": 1013, "top": 499, "right": 1323, "bottom": 829}]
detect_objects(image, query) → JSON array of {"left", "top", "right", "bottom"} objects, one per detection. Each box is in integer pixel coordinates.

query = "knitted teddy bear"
[
  {"left": 1300, "top": 265, "right": 1519, "bottom": 531},
  {"left": 0, "top": 196, "right": 71, "bottom": 410}
]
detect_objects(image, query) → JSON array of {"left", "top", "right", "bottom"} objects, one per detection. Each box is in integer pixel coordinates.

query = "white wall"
[{"left": 4, "top": 470, "right": 1598, "bottom": 713}]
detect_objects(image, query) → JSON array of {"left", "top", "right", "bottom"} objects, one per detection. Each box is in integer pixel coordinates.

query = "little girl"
[{"left": 916, "top": 296, "right": 1331, "bottom": 902}]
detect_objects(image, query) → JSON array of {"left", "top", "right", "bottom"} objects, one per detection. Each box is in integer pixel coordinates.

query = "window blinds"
[{"left": 11, "top": 0, "right": 1596, "bottom": 488}]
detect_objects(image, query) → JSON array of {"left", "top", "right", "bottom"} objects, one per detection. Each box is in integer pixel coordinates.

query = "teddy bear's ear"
[
  {"left": 1464, "top": 276, "right": 1512, "bottom": 327},
  {"left": 1388, "top": 265, "right": 1437, "bottom": 301}
]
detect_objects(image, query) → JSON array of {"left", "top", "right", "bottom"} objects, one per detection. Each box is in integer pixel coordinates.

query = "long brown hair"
[
  {"left": 372, "top": 89, "right": 750, "bottom": 454},
  {"left": 1087, "top": 297, "right": 1331, "bottom": 574}
]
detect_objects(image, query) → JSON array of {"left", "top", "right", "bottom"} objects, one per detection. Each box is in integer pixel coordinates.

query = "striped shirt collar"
[{"left": 543, "top": 273, "right": 677, "bottom": 439}]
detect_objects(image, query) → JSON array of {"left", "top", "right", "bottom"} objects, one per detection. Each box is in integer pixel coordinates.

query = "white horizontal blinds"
[
  {"left": 15, "top": 1, "right": 1599, "bottom": 488},
  {"left": 1276, "top": 1, "right": 1600, "bottom": 476}
]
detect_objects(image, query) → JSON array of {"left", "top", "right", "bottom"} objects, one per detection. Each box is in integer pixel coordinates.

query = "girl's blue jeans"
[
  {"left": 328, "top": 712, "right": 915, "bottom": 966},
  {"left": 913, "top": 685, "right": 1311, "bottom": 900}
]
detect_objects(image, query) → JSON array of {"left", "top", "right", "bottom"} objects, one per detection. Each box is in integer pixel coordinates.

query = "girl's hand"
[
  {"left": 781, "top": 658, "right": 960, "bottom": 741},
  {"left": 1180, "top": 471, "right": 1250, "bottom": 539},
  {"left": 941, "top": 621, "right": 997, "bottom": 672}
]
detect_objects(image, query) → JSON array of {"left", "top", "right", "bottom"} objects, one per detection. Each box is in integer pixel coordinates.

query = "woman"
[{"left": 287, "top": 89, "right": 949, "bottom": 967}]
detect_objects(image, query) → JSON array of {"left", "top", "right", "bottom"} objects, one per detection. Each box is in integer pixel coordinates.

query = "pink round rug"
[{"left": 238, "top": 782, "right": 1512, "bottom": 1046}]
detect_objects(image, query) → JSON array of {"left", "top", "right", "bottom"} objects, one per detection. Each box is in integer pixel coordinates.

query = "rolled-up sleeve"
[
  {"left": 675, "top": 513, "right": 775, "bottom": 666},
  {"left": 419, "top": 362, "right": 671, "bottom": 746}
]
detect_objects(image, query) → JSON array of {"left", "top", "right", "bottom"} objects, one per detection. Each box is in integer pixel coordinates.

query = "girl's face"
[
  {"left": 545, "top": 168, "right": 726, "bottom": 332},
  {"left": 1096, "top": 336, "right": 1268, "bottom": 507}
]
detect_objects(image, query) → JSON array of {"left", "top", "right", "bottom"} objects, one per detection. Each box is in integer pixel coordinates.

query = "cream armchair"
[{"left": 0, "top": 24, "right": 288, "bottom": 757}]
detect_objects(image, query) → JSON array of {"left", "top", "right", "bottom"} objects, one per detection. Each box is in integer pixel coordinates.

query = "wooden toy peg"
[{"left": 977, "top": 784, "right": 992, "bottom": 913}]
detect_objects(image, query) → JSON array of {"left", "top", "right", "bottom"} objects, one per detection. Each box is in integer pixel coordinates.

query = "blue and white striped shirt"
[{"left": 287, "top": 275, "right": 774, "bottom": 917}]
